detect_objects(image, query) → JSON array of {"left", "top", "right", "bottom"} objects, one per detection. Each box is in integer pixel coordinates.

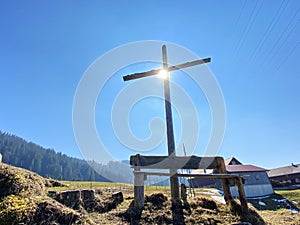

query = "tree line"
[{"left": 0, "top": 131, "right": 132, "bottom": 183}]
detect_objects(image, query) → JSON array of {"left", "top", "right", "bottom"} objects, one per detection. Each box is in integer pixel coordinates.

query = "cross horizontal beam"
[
  {"left": 130, "top": 154, "right": 221, "bottom": 170},
  {"left": 123, "top": 57, "right": 211, "bottom": 81}
]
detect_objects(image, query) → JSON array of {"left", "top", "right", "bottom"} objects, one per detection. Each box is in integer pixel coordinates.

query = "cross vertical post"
[
  {"left": 123, "top": 45, "right": 211, "bottom": 207},
  {"left": 162, "top": 45, "right": 180, "bottom": 203}
]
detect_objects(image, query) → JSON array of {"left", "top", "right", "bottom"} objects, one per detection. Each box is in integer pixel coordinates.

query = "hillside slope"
[
  {"left": 0, "top": 131, "right": 132, "bottom": 183},
  {"left": 0, "top": 162, "right": 275, "bottom": 225},
  {"left": 0, "top": 162, "right": 85, "bottom": 224}
]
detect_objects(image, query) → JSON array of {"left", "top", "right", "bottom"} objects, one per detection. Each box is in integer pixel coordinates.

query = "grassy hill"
[{"left": 1, "top": 162, "right": 300, "bottom": 224}]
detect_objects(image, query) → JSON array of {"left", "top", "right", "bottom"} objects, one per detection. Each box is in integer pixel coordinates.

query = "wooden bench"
[{"left": 130, "top": 154, "right": 249, "bottom": 215}]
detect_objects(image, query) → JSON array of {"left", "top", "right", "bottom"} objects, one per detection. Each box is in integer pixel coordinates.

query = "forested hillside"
[{"left": 0, "top": 131, "right": 132, "bottom": 183}]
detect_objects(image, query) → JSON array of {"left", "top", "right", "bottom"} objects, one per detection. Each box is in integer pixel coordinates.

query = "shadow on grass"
[
  {"left": 123, "top": 193, "right": 185, "bottom": 225},
  {"left": 247, "top": 193, "right": 299, "bottom": 211},
  {"left": 122, "top": 194, "right": 269, "bottom": 225},
  {"left": 230, "top": 199, "right": 266, "bottom": 225},
  {"left": 171, "top": 200, "right": 185, "bottom": 225},
  {"left": 123, "top": 201, "right": 143, "bottom": 225},
  {"left": 123, "top": 200, "right": 186, "bottom": 225}
]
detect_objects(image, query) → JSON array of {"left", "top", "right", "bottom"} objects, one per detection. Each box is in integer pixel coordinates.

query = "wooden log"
[
  {"left": 130, "top": 154, "right": 218, "bottom": 170},
  {"left": 215, "top": 157, "right": 233, "bottom": 203},
  {"left": 236, "top": 177, "right": 249, "bottom": 215},
  {"left": 180, "top": 183, "right": 187, "bottom": 201}
]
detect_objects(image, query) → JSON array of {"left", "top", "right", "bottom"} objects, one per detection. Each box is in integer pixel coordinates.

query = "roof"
[
  {"left": 189, "top": 157, "right": 268, "bottom": 174},
  {"left": 191, "top": 165, "right": 267, "bottom": 174},
  {"left": 226, "top": 165, "right": 268, "bottom": 173},
  {"left": 268, "top": 164, "right": 300, "bottom": 177},
  {"left": 225, "top": 157, "right": 242, "bottom": 165}
]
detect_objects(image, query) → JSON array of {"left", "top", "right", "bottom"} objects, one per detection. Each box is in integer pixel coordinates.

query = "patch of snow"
[
  {"left": 258, "top": 201, "right": 266, "bottom": 206},
  {"left": 248, "top": 195, "right": 269, "bottom": 200},
  {"left": 272, "top": 198, "right": 287, "bottom": 203},
  {"left": 208, "top": 189, "right": 223, "bottom": 195},
  {"left": 271, "top": 198, "right": 299, "bottom": 211},
  {"left": 211, "top": 195, "right": 226, "bottom": 204},
  {"left": 200, "top": 189, "right": 223, "bottom": 196},
  {"left": 199, "top": 191, "right": 214, "bottom": 195},
  {"left": 290, "top": 209, "right": 299, "bottom": 213}
]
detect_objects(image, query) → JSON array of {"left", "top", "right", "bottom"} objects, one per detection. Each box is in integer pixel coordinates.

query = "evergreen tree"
[{"left": 0, "top": 131, "right": 117, "bottom": 182}]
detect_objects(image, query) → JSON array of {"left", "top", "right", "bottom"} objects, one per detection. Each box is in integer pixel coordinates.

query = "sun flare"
[{"left": 158, "top": 69, "right": 168, "bottom": 79}]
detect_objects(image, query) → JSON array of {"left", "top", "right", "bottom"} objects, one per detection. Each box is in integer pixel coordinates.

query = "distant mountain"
[
  {"left": 121, "top": 159, "right": 130, "bottom": 165},
  {"left": 0, "top": 131, "right": 133, "bottom": 183}
]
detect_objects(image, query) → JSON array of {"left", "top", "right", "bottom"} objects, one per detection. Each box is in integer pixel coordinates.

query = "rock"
[
  {"left": 82, "top": 189, "right": 95, "bottom": 200},
  {"left": 56, "top": 190, "right": 81, "bottom": 210},
  {"left": 104, "top": 191, "right": 124, "bottom": 212},
  {"left": 45, "top": 178, "right": 67, "bottom": 187},
  {"left": 81, "top": 189, "right": 98, "bottom": 212},
  {"left": 112, "top": 191, "right": 124, "bottom": 205},
  {"left": 53, "top": 189, "right": 103, "bottom": 212},
  {"left": 145, "top": 193, "right": 168, "bottom": 208},
  {"left": 51, "top": 189, "right": 124, "bottom": 213},
  {"left": 32, "top": 200, "right": 79, "bottom": 224}
]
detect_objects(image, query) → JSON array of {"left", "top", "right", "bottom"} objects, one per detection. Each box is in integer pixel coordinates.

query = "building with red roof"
[{"left": 190, "top": 157, "right": 274, "bottom": 197}]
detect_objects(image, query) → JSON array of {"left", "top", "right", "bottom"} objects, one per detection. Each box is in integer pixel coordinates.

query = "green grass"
[
  {"left": 276, "top": 189, "right": 300, "bottom": 204},
  {"left": 259, "top": 191, "right": 300, "bottom": 225},
  {"left": 48, "top": 181, "right": 300, "bottom": 205},
  {"left": 46, "top": 181, "right": 216, "bottom": 197},
  {"left": 242, "top": 189, "right": 300, "bottom": 211},
  {"left": 275, "top": 189, "right": 300, "bottom": 210},
  {"left": 46, "top": 181, "right": 133, "bottom": 192}
]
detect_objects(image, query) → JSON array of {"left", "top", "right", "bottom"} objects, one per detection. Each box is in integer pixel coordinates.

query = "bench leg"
[
  {"left": 221, "top": 178, "right": 233, "bottom": 203},
  {"left": 236, "top": 177, "right": 249, "bottom": 215},
  {"left": 134, "top": 172, "right": 145, "bottom": 209},
  {"left": 216, "top": 157, "right": 233, "bottom": 203}
]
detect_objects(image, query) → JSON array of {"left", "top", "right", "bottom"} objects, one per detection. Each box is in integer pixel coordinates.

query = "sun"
[{"left": 158, "top": 69, "right": 168, "bottom": 79}]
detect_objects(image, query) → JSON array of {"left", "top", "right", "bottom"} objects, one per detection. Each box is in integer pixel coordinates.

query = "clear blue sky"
[{"left": 1, "top": 1, "right": 299, "bottom": 169}]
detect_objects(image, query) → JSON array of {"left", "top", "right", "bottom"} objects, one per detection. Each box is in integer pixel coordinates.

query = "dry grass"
[
  {"left": 259, "top": 209, "right": 300, "bottom": 224},
  {"left": 47, "top": 181, "right": 300, "bottom": 224},
  {"left": 1, "top": 163, "right": 300, "bottom": 224}
]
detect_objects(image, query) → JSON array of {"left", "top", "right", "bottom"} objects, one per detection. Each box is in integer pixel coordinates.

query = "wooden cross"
[{"left": 123, "top": 45, "right": 211, "bottom": 203}]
